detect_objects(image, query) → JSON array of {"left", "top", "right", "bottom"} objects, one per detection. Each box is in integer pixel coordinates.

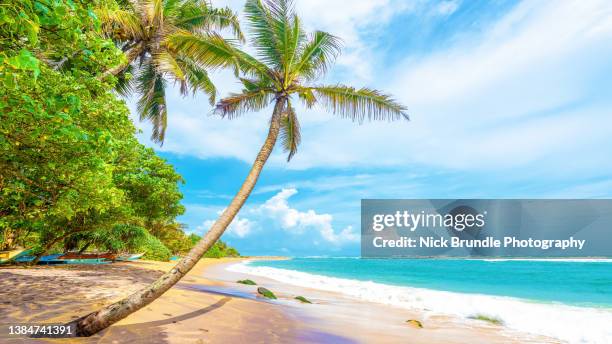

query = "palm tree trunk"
[{"left": 68, "top": 99, "right": 285, "bottom": 337}]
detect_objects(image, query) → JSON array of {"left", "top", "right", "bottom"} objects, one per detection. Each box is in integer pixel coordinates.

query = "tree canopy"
[{"left": 0, "top": 0, "right": 237, "bottom": 260}]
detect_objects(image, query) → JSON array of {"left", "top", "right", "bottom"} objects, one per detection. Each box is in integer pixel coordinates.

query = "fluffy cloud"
[
  {"left": 199, "top": 212, "right": 254, "bottom": 238},
  {"left": 199, "top": 188, "right": 358, "bottom": 244},
  {"left": 258, "top": 188, "right": 358, "bottom": 243}
]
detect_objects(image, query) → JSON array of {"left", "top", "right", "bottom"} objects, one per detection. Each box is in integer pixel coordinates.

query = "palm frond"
[
  {"left": 279, "top": 99, "right": 301, "bottom": 161},
  {"left": 136, "top": 62, "right": 168, "bottom": 143},
  {"left": 240, "top": 77, "right": 275, "bottom": 92},
  {"left": 96, "top": 6, "right": 144, "bottom": 41},
  {"left": 293, "top": 31, "right": 342, "bottom": 81},
  {"left": 151, "top": 0, "right": 165, "bottom": 29},
  {"left": 155, "top": 51, "right": 186, "bottom": 81},
  {"left": 296, "top": 86, "right": 316, "bottom": 108},
  {"left": 177, "top": 3, "right": 244, "bottom": 42},
  {"left": 214, "top": 90, "right": 274, "bottom": 119},
  {"left": 166, "top": 32, "right": 239, "bottom": 71},
  {"left": 281, "top": 14, "right": 305, "bottom": 83},
  {"left": 309, "top": 85, "right": 408, "bottom": 123},
  {"left": 244, "top": 0, "right": 284, "bottom": 68},
  {"left": 155, "top": 50, "right": 215, "bottom": 103},
  {"left": 175, "top": 55, "right": 217, "bottom": 104},
  {"left": 167, "top": 31, "right": 275, "bottom": 82},
  {"left": 115, "top": 64, "right": 135, "bottom": 97}
]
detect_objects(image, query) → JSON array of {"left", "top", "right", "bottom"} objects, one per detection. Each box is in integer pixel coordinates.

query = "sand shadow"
[
  {"left": 112, "top": 297, "right": 230, "bottom": 330},
  {"left": 92, "top": 297, "right": 231, "bottom": 344}
]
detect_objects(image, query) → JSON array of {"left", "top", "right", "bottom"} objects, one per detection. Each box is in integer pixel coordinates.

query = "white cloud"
[
  {"left": 198, "top": 188, "right": 358, "bottom": 244},
  {"left": 294, "top": 0, "right": 412, "bottom": 81},
  {"left": 434, "top": 0, "right": 460, "bottom": 16},
  {"left": 199, "top": 211, "right": 254, "bottom": 238},
  {"left": 258, "top": 188, "right": 358, "bottom": 243}
]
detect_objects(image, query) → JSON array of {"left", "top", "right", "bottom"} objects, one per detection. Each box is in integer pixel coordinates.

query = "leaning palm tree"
[
  {"left": 98, "top": 0, "right": 243, "bottom": 142},
  {"left": 68, "top": 0, "right": 408, "bottom": 336}
]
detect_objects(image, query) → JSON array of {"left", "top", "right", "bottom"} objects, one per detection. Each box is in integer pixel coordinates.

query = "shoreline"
[
  {"left": 208, "top": 258, "right": 561, "bottom": 344},
  {"left": 0, "top": 257, "right": 561, "bottom": 343}
]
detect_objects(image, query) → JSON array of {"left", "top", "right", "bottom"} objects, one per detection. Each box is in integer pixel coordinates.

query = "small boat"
[
  {"left": 13, "top": 253, "right": 63, "bottom": 264},
  {"left": 15, "top": 253, "right": 114, "bottom": 265},
  {"left": 59, "top": 258, "right": 111, "bottom": 264},
  {"left": 169, "top": 255, "right": 180, "bottom": 261},
  {"left": 116, "top": 253, "right": 145, "bottom": 261},
  {"left": 55, "top": 252, "right": 115, "bottom": 264},
  {"left": 59, "top": 252, "right": 117, "bottom": 260},
  {"left": 0, "top": 249, "right": 32, "bottom": 263}
]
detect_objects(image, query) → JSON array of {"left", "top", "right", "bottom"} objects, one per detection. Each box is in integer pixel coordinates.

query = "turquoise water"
[{"left": 250, "top": 258, "right": 612, "bottom": 307}]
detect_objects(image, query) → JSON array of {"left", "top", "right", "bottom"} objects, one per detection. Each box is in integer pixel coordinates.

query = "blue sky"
[{"left": 129, "top": 0, "right": 612, "bottom": 256}]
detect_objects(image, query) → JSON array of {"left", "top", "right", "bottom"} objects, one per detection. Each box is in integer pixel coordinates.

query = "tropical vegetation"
[
  {"left": 0, "top": 0, "right": 238, "bottom": 262},
  {"left": 1, "top": 0, "right": 407, "bottom": 337},
  {"left": 97, "top": 0, "right": 243, "bottom": 142}
]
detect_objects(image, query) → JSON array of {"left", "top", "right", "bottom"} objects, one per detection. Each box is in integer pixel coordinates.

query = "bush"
[{"left": 141, "top": 233, "right": 172, "bottom": 261}]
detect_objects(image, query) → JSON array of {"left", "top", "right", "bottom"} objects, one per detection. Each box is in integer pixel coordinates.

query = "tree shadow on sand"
[{"left": 91, "top": 297, "right": 231, "bottom": 344}]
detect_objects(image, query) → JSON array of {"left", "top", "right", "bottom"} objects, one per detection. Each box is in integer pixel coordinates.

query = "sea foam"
[{"left": 228, "top": 261, "right": 612, "bottom": 344}]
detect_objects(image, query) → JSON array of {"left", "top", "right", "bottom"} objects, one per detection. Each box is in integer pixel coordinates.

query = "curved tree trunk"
[{"left": 68, "top": 99, "right": 285, "bottom": 337}]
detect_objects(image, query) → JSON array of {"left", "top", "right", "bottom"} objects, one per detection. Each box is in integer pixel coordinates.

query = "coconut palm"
[
  {"left": 98, "top": 0, "right": 243, "bottom": 142},
  {"left": 69, "top": 0, "right": 408, "bottom": 336}
]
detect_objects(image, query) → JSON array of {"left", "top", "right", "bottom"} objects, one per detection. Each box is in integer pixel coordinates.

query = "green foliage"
[
  {"left": 98, "top": 0, "right": 243, "bottom": 142},
  {"left": 64, "top": 224, "right": 148, "bottom": 253},
  {"left": 237, "top": 279, "right": 257, "bottom": 285},
  {"left": 148, "top": 222, "right": 193, "bottom": 255},
  {"left": 0, "top": 0, "right": 123, "bottom": 80},
  {"left": 0, "top": 0, "right": 185, "bottom": 259},
  {"left": 201, "top": 237, "right": 240, "bottom": 258},
  {"left": 141, "top": 232, "right": 172, "bottom": 261}
]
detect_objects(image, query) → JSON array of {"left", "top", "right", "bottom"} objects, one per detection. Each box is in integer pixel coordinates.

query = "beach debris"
[
  {"left": 468, "top": 314, "right": 504, "bottom": 325},
  {"left": 406, "top": 319, "right": 423, "bottom": 328},
  {"left": 294, "top": 296, "right": 312, "bottom": 304},
  {"left": 257, "top": 287, "right": 277, "bottom": 299},
  {"left": 237, "top": 279, "right": 257, "bottom": 285}
]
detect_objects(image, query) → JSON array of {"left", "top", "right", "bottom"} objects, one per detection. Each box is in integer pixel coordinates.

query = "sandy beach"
[{"left": 0, "top": 258, "right": 561, "bottom": 343}]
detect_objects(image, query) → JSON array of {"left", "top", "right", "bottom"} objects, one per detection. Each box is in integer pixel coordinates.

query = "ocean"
[{"left": 229, "top": 258, "right": 612, "bottom": 343}]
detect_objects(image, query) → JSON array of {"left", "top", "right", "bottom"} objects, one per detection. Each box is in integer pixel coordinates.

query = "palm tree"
[
  {"left": 68, "top": 0, "right": 408, "bottom": 336},
  {"left": 98, "top": 0, "right": 243, "bottom": 142}
]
